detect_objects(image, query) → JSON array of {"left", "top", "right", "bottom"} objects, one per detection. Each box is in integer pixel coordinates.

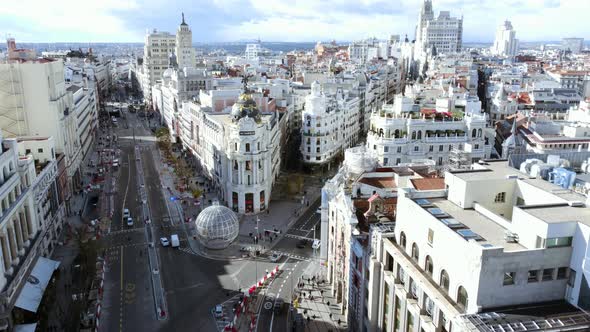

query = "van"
[
  {"left": 170, "top": 234, "right": 180, "bottom": 248},
  {"left": 312, "top": 239, "right": 321, "bottom": 250}
]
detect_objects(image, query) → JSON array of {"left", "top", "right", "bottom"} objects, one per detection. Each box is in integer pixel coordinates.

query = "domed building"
[
  {"left": 180, "top": 80, "right": 282, "bottom": 214},
  {"left": 195, "top": 203, "right": 239, "bottom": 249}
]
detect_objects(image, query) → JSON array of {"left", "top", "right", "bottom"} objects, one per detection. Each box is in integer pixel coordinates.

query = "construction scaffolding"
[{"left": 0, "top": 62, "right": 27, "bottom": 137}]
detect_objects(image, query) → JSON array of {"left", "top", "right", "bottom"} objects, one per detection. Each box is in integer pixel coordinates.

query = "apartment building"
[
  {"left": 0, "top": 134, "right": 61, "bottom": 331},
  {"left": 366, "top": 160, "right": 590, "bottom": 332}
]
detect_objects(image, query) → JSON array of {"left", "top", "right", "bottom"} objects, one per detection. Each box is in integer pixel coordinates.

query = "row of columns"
[{"left": 0, "top": 206, "right": 34, "bottom": 274}]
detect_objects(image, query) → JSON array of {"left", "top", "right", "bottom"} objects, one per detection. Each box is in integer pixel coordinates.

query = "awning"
[
  {"left": 14, "top": 257, "right": 61, "bottom": 313},
  {"left": 14, "top": 323, "right": 37, "bottom": 332}
]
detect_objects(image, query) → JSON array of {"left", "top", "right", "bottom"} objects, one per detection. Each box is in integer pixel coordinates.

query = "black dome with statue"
[{"left": 231, "top": 75, "right": 261, "bottom": 122}]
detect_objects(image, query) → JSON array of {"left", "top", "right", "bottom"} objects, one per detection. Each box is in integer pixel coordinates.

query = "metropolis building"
[{"left": 179, "top": 86, "right": 282, "bottom": 214}]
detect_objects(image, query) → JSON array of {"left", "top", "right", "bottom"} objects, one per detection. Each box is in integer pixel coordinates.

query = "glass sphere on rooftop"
[{"left": 195, "top": 203, "right": 239, "bottom": 249}]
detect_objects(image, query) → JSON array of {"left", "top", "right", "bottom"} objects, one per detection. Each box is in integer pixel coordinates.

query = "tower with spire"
[{"left": 175, "top": 12, "right": 196, "bottom": 70}]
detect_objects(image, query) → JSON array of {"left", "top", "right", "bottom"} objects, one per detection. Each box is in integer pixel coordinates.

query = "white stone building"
[
  {"left": 0, "top": 133, "right": 61, "bottom": 331},
  {"left": 140, "top": 29, "right": 176, "bottom": 101},
  {"left": 179, "top": 89, "right": 283, "bottom": 214},
  {"left": 562, "top": 38, "right": 584, "bottom": 54},
  {"left": 491, "top": 21, "right": 519, "bottom": 57},
  {"left": 365, "top": 160, "right": 590, "bottom": 332},
  {"left": 415, "top": 0, "right": 463, "bottom": 57},
  {"left": 366, "top": 97, "right": 493, "bottom": 168},
  {"left": 0, "top": 57, "right": 87, "bottom": 195},
  {"left": 300, "top": 81, "right": 361, "bottom": 165},
  {"left": 175, "top": 13, "right": 196, "bottom": 70}
]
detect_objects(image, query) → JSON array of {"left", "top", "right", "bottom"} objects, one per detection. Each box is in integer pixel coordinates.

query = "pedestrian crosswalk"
[
  {"left": 284, "top": 233, "right": 315, "bottom": 241},
  {"left": 270, "top": 250, "right": 309, "bottom": 261},
  {"left": 104, "top": 228, "right": 145, "bottom": 236}
]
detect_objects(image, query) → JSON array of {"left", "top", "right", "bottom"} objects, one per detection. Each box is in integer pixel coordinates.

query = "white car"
[
  {"left": 270, "top": 253, "right": 282, "bottom": 262},
  {"left": 315, "top": 208, "right": 321, "bottom": 214},
  {"left": 312, "top": 239, "right": 321, "bottom": 250},
  {"left": 160, "top": 237, "right": 170, "bottom": 247},
  {"left": 126, "top": 217, "right": 133, "bottom": 227},
  {"left": 123, "top": 208, "right": 130, "bottom": 219},
  {"left": 214, "top": 304, "right": 223, "bottom": 318}
]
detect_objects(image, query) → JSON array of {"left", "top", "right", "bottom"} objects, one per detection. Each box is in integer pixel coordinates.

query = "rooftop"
[{"left": 413, "top": 197, "right": 525, "bottom": 251}]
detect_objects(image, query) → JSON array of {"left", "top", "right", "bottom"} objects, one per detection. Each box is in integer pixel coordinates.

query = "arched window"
[
  {"left": 411, "top": 131, "right": 416, "bottom": 140},
  {"left": 477, "top": 129, "right": 482, "bottom": 138},
  {"left": 233, "top": 161, "right": 238, "bottom": 170},
  {"left": 411, "top": 243, "right": 419, "bottom": 262},
  {"left": 472, "top": 129, "right": 477, "bottom": 138},
  {"left": 425, "top": 255, "right": 433, "bottom": 276},
  {"left": 417, "top": 131, "right": 422, "bottom": 140},
  {"left": 457, "top": 286, "right": 469, "bottom": 312},
  {"left": 440, "top": 270, "right": 450, "bottom": 293},
  {"left": 245, "top": 143, "right": 250, "bottom": 152},
  {"left": 394, "top": 129, "right": 400, "bottom": 138},
  {"left": 399, "top": 232, "right": 407, "bottom": 249}
]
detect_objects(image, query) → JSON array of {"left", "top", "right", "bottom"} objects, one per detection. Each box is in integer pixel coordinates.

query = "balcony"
[{"left": 424, "top": 134, "right": 468, "bottom": 143}]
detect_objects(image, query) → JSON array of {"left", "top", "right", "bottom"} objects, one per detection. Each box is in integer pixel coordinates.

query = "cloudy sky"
[{"left": 1, "top": 0, "right": 588, "bottom": 43}]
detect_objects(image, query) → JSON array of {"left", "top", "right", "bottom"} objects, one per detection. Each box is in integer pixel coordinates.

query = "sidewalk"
[
  {"left": 152, "top": 145, "right": 322, "bottom": 260},
  {"left": 292, "top": 267, "right": 348, "bottom": 331}
]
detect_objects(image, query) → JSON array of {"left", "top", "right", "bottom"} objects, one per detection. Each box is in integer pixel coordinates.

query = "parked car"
[
  {"left": 170, "top": 234, "right": 180, "bottom": 248},
  {"left": 214, "top": 304, "right": 223, "bottom": 318},
  {"left": 239, "top": 246, "right": 251, "bottom": 252},
  {"left": 316, "top": 208, "right": 321, "bottom": 214},
  {"left": 160, "top": 237, "right": 170, "bottom": 247},
  {"left": 270, "top": 253, "right": 282, "bottom": 262},
  {"left": 126, "top": 217, "right": 133, "bottom": 227},
  {"left": 123, "top": 208, "right": 130, "bottom": 219}
]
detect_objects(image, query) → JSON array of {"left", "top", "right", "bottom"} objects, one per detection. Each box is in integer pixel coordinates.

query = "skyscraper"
[
  {"left": 175, "top": 13, "right": 195, "bottom": 70},
  {"left": 491, "top": 20, "right": 519, "bottom": 57}
]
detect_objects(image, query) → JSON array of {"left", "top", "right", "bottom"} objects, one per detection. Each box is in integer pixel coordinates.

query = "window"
[
  {"left": 246, "top": 161, "right": 251, "bottom": 170},
  {"left": 440, "top": 270, "right": 450, "bottom": 292},
  {"left": 557, "top": 267, "right": 568, "bottom": 279},
  {"left": 494, "top": 192, "right": 506, "bottom": 203},
  {"left": 257, "top": 142, "right": 260, "bottom": 150},
  {"left": 439, "top": 145, "right": 443, "bottom": 152},
  {"left": 383, "top": 158, "right": 388, "bottom": 165},
  {"left": 457, "top": 286, "right": 468, "bottom": 312},
  {"left": 503, "top": 272, "right": 515, "bottom": 285},
  {"left": 568, "top": 269, "right": 577, "bottom": 287},
  {"left": 25, "top": 149, "right": 31, "bottom": 154},
  {"left": 546, "top": 237, "right": 573, "bottom": 248},
  {"left": 427, "top": 229, "right": 434, "bottom": 245},
  {"left": 399, "top": 232, "right": 406, "bottom": 249},
  {"left": 429, "top": 145, "right": 434, "bottom": 152},
  {"left": 397, "top": 147, "right": 402, "bottom": 153},
  {"left": 396, "top": 158, "right": 401, "bottom": 164},
  {"left": 38, "top": 148, "right": 43, "bottom": 153},
  {"left": 438, "top": 157, "right": 443, "bottom": 166},
  {"left": 425, "top": 256, "right": 433, "bottom": 276},
  {"left": 411, "top": 243, "right": 419, "bottom": 262},
  {"left": 542, "top": 268, "right": 554, "bottom": 281},
  {"left": 234, "top": 143, "right": 238, "bottom": 151},
  {"left": 475, "top": 144, "right": 479, "bottom": 150},
  {"left": 414, "top": 146, "right": 419, "bottom": 152},
  {"left": 528, "top": 270, "right": 539, "bottom": 282},
  {"left": 384, "top": 146, "right": 389, "bottom": 153},
  {"left": 373, "top": 145, "right": 377, "bottom": 150},
  {"left": 233, "top": 161, "right": 238, "bottom": 170},
  {"left": 449, "top": 145, "right": 452, "bottom": 151},
  {"left": 245, "top": 143, "right": 250, "bottom": 152}
]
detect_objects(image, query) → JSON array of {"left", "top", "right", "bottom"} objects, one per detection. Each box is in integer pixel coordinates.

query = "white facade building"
[
  {"left": 562, "top": 38, "right": 584, "bottom": 54},
  {"left": 300, "top": 81, "right": 361, "bottom": 165},
  {"left": 178, "top": 89, "right": 282, "bottom": 214},
  {"left": 415, "top": 0, "right": 463, "bottom": 57},
  {"left": 366, "top": 98, "right": 493, "bottom": 168},
  {"left": 491, "top": 21, "right": 519, "bottom": 57},
  {"left": 0, "top": 58, "right": 88, "bottom": 194},
  {"left": 0, "top": 134, "right": 62, "bottom": 331},
  {"left": 175, "top": 13, "right": 196, "bottom": 70},
  {"left": 140, "top": 29, "right": 176, "bottom": 101}
]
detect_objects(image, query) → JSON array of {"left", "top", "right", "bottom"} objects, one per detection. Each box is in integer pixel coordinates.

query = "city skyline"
[{"left": 1, "top": 0, "right": 589, "bottom": 43}]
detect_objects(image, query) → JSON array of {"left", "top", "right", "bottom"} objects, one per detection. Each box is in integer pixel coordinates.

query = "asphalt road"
[{"left": 100, "top": 109, "right": 325, "bottom": 332}]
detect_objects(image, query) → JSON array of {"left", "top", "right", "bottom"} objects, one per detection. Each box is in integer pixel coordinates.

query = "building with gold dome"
[{"left": 179, "top": 86, "right": 282, "bottom": 214}]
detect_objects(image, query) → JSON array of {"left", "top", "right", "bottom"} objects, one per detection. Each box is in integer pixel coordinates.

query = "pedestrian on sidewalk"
[{"left": 338, "top": 318, "right": 341, "bottom": 325}]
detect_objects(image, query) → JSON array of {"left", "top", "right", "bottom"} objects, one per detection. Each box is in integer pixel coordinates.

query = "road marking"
[
  {"left": 120, "top": 154, "right": 132, "bottom": 229},
  {"left": 120, "top": 246, "right": 124, "bottom": 332}
]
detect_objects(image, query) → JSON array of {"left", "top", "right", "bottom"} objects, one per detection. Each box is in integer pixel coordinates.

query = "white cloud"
[{"left": 0, "top": 0, "right": 141, "bottom": 42}]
